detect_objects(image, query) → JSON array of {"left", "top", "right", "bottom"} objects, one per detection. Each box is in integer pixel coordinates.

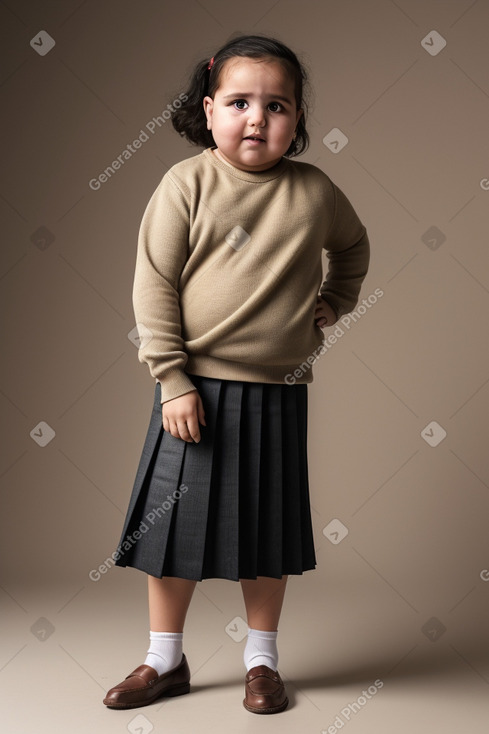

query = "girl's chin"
[{"left": 214, "top": 145, "right": 284, "bottom": 170}]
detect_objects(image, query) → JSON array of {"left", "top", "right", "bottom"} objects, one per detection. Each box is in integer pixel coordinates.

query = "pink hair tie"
[{"left": 207, "top": 56, "right": 215, "bottom": 70}]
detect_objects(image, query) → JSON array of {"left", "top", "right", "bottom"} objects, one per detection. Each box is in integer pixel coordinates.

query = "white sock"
[
  {"left": 243, "top": 628, "right": 279, "bottom": 671},
  {"left": 144, "top": 631, "right": 183, "bottom": 676}
]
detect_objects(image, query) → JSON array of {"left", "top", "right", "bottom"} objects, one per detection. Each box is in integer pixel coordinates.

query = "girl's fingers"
[
  {"left": 197, "top": 395, "right": 206, "bottom": 426},
  {"left": 165, "top": 415, "right": 200, "bottom": 442},
  {"left": 177, "top": 418, "right": 196, "bottom": 442},
  {"left": 162, "top": 391, "right": 205, "bottom": 442},
  {"left": 185, "top": 415, "right": 201, "bottom": 443}
]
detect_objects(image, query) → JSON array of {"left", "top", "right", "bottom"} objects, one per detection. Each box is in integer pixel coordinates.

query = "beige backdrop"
[{"left": 1, "top": 1, "right": 488, "bottom": 732}]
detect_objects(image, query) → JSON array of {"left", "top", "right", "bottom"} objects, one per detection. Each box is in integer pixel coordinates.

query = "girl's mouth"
[{"left": 244, "top": 137, "right": 265, "bottom": 144}]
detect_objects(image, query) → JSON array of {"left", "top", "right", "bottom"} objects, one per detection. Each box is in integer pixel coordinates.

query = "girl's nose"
[{"left": 247, "top": 106, "right": 266, "bottom": 127}]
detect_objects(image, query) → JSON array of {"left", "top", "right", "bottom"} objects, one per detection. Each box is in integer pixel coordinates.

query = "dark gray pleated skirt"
[{"left": 113, "top": 374, "right": 317, "bottom": 581}]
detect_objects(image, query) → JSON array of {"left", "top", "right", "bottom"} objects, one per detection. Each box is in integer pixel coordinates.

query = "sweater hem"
[{"left": 184, "top": 355, "right": 313, "bottom": 386}]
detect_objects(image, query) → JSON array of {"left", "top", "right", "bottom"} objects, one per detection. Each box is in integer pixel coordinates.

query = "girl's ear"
[
  {"left": 296, "top": 107, "right": 304, "bottom": 126},
  {"left": 203, "top": 96, "right": 213, "bottom": 130}
]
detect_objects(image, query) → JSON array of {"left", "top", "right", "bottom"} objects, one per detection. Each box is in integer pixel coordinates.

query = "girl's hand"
[
  {"left": 314, "top": 295, "right": 338, "bottom": 328},
  {"left": 162, "top": 389, "right": 206, "bottom": 443}
]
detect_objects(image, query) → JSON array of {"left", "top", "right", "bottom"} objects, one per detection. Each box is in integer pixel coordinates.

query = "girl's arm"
[
  {"left": 132, "top": 170, "right": 196, "bottom": 405},
  {"left": 319, "top": 182, "right": 370, "bottom": 319}
]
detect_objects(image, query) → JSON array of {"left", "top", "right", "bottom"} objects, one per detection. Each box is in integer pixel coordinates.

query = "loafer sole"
[
  {"left": 243, "top": 695, "right": 289, "bottom": 714},
  {"left": 104, "top": 681, "right": 190, "bottom": 709}
]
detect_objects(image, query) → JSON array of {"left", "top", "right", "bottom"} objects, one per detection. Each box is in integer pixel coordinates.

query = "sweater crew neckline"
[{"left": 203, "top": 146, "right": 288, "bottom": 182}]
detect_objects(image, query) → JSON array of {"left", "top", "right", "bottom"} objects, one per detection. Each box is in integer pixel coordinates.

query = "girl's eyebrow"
[{"left": 221, "top": 93, "right": 292, "bottom": 104}]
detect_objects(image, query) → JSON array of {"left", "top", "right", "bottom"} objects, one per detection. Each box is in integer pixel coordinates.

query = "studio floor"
[{"left": 2, "top": 569, "right": 488, "bottom": 734}]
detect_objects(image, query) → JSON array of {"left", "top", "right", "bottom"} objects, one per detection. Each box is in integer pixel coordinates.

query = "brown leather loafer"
[
  {"left": 103, "top": 653, "right": 190, "bottom": 709},
  {"left": 243, "top": 664, "right": 288, "bottom": 714}
]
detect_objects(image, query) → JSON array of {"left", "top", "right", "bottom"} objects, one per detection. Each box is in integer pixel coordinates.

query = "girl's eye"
[{"left": 231, "top": 100, "right": 283, "bottom": 112}]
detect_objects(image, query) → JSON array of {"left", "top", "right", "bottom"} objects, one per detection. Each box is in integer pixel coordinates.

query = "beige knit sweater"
[{"left": 133, "top": 146, "right": 370, "bottom": 403}]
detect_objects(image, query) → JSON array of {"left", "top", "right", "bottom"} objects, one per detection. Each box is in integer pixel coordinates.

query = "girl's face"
[{"left": 203, "top": 57, "right": 303, "bottom": 172}]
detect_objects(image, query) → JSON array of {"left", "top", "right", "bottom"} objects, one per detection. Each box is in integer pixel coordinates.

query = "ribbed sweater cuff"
[{"left": 157, "top": 370, "right": 197, "bottom": 404}]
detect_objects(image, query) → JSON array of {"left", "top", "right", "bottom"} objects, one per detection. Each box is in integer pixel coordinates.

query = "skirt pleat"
[
  {"left": 164, "top": 377, "right": 222, "bottom": 580},
  {"left": 114, "top": 374, "right": 317, "bottom": 581},
  {"left": 257, "top": 383, "right": 284, "bottom": 578},
  {"left": 202, "top": 380, "right": 241, "bottom": 579},
  {"left": 237, "top": 382, "right": 262, "bottom": 577},
  {"left": 280, "top": 385, "right": 306, "bottom": 572}
]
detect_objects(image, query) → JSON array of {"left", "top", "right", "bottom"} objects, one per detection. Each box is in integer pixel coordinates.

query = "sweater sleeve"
[
  {"left": 132, "top": 170, "right": 197, "bottom": 404},
  {"left": 319, "top": 181, "right": 370, "bottom": 319}
]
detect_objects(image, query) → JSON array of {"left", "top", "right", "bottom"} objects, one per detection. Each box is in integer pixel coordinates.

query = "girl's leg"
[
  {"left": 142, "top": 576, "right": 197, "bottom": 676},
  {"left": 103, "top": 576, "right": 197, "bottom": 707},
  {"left": 240, "top": 575, "right": 289, "bottom": 675},
  {"left": 240, "top": 576, "right": 290, "bottom": 714},
  {"left": 148, "top": 575, "right": 197, "bottom": 631},
  {"left": 239, "top": 575, "right": 288, "bottom": 630}
]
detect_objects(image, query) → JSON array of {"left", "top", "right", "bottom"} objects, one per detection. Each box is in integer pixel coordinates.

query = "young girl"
[{"left": 103, "top": 33, "right": 369, "bottom": 715}]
